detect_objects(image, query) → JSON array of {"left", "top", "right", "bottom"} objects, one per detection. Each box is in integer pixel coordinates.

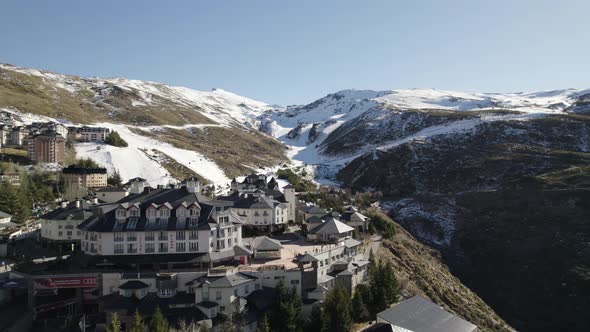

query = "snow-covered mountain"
[
  {"left": 2, "top": 62, "right": 588, "bottom": 189},
  {"left": 257, "top": 87, "right": 590, "bottom": 181},
  {"left": 0, "top": 63, "right": 286, "bottom": 186}
]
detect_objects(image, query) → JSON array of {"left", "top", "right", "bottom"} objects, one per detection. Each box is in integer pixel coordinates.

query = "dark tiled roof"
[
  {"left": 78, "top": 187, "right": 241, "bottom": 232},
  {"left": 197, "top": 301, "right": 219, "bottom": 309},
  {"left": 119, "top": 280, "right": 150, "bottom": 290},
  {"left": 63, "top": 167, "right": 107, "bottom": 174},
  {"left": 302, "top": 206, "right": 327, "bottom": 214},
  {"left": 95, "top": 187, "right": 127, "bottom": 193},
  {"left": 40, "top": 201, "right": 92, "bottom": 221}
]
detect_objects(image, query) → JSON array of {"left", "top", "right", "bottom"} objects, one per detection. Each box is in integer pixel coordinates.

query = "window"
[
  {"left": 176, "top": 231, "right": 185, "bottom": 240},
  {"left": 244, "top": 284, "right": 249, "bottom": 294},
  {"left": 116, "top": 208, "right": 126, "bottom": 219},
  {"left": 189, "top": 230, "right": 198, "bottom": 240},
  {"left": 228, "top": 238, "right": 232, "bottom": 246},
  {"left": 66, "top": 231, "right": 72, "bottom": 236},
  {"left": 234, "top": 289, "right": 238, "bottom": 297},
  {"left": 158, "top": 243, "right": 168, "bottom": 253},
  {"left": 290, "top": 280, "right": 300, "bottom": 286},
  {"left": 127, "top": 243, "right": 137, "bottom": 253},
  {"left": 159, "top": 288, "right": 176, "bottom": 296},
  {"left": 114, "top": 232, "right": 124, "bottom": 242},
  {"left": 147, "top": 207, "right": 157, "bottom": 219},
  {"left": 127, "top": 218, "right": 139, "bottom": 229},
  {"left": 129, "top": 208, "right": 140, "bottom": 217},
  {"left": 177, "top": 208, "right": 186, "bottom": 217},
  {"left": 114, "top": 243, "right": 124, "bottom": 254},
  {"left": 159, "top": 208, "right": 170, "bottom": 218},
  {"left": 145, "top": 243, "right": 155, "bottom": 253},
  {"left": 220, "top": 306, "right": 225, "bottom": 312},
  {"left": 145, "top": 232, "right": 155, "bottom": 241},
  {"left": 189, "top": 242, "right": 198, "bottom": 252},
  {"left": 176, "top": 242, "right": 186, "bottom": 252},
  {"left": 216, "top": 291, "right": 222, "bottom": 300},
  {"left": 127, "top": 232, "right": 137, "bottom": 241},
  {"left": 159, "top": 232, "right": 167, "bottom": 241}
]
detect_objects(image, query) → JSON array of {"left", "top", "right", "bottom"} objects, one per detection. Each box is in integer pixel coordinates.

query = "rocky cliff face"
[{"left": 338, "top": 113, "right": 590, "bottom": 330}]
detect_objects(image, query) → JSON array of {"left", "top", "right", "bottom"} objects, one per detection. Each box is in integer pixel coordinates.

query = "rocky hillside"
[
  {"left": 377, "top": 224, "right": 512, "bottom": 331},
  {"left": 337, "top": 112, "right": 590, "bottom": 330}
]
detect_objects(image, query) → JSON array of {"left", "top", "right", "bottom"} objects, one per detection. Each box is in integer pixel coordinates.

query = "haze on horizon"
[{"left": 1, "top": 0, "right": 588, "bottom": 105}]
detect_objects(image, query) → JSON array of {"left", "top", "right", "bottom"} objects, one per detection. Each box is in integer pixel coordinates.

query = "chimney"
[
  {"left": 186, "top": 178, "right": 201, "bottom": 193},
  {"left": 61, "top": 201, "right": 68, "bottom": 208},
  {"left": 75, "top": 200, "right": 81, "bottom": 208}
]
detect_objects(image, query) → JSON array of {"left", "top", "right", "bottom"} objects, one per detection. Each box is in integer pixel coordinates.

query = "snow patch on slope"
[{"left": 74, "top": 124, "right": 229, "bottom": 186}]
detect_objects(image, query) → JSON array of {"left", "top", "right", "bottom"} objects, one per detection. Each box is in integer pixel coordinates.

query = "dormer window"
[
  {"left": 177, "top": 207, "right": 187, "bottom": 218},
  {"left": 129, "top": 208, "right": 140, "bottom": 217},
  {"left": 147, "top": 207, "right": 157, "bottom": 219},
  {"left": 116, "top": 208, "right": 127, "bottom": 219},
  {"left": 159, "top": 208, "right": 170, "bottom": 218}
]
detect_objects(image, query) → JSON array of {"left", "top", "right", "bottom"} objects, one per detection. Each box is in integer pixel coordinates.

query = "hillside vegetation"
[{"left": 377, "top": 222, "right": 512, "bottom": 331}]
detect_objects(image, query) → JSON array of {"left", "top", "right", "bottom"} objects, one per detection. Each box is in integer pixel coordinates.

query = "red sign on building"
[{"left": 34, "top": 276, "right": 97, "bottom": 289}]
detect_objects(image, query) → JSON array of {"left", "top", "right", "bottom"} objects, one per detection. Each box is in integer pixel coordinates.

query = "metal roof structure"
[{"left": 376, "top": 295, "right": 477, "bottom": 332}]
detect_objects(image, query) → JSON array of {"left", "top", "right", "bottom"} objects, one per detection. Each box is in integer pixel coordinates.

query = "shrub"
[{"left": 105, "top": 131, "right": 128, "bottom": 147}]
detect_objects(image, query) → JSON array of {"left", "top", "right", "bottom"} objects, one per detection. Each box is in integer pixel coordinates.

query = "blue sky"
[{"left": 1, "top": 0, "right": 589, "bottom": 105}]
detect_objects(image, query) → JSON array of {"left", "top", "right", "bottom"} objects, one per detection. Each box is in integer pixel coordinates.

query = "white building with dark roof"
[
  {"left": 40, "top": 200, "right": 94, "bottom": 243},
  {"left": 307, "top": 218, "right": 354, "bottom": 242},
  {"left": 221, "top": 174, "right": 297, "bottom": 230},
  {"left": 77, "top": 178, "right": 247, "bottom": 267}
]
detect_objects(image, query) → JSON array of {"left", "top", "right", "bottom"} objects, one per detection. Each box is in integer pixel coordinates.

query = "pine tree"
[
  {"left": 304, "top": 305, "right": 324, "bottom": 331},
  {"left": 108, "top": 169, "right": 123, "bottom": 186},
  {"left": 289, "top": 287, "right": 303, "bottom": 331},
  {"left": 351, "top": 290, "right": 365, "bottom": 322},
  {"left": 151, "top": 306, "right": 169, "bottom": 332},
  {"left": 368, "top": 248, "right": 376, "bottom": 275},
  {"left": 270, "top": 280, "right": 303, "bottom": 332},
  {"left": 270, "top": 280, "right": 288, "bottom": 331},
  {"left": 105, "top": 131, "right": 128, "bottom": 147},
  {"left": 107, "top": 312, "right": 122, "bottom": 332},
  {"left": 130, "top": 309, "right": 145, "bottom": 332},
  {"left": 256, "top": 313, "right": 270, "bottom": 332},
  {"left": 322, "top": 285, "right": 352, "bottom": 332},
  {"left": 382, "top": 261, "right": 400, "bottom": 305}
]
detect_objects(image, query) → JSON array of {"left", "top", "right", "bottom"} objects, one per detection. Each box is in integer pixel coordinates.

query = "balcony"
[
  {"left": 114, "top": 249, "right": 124, "bottom": 254},
  {"left": 159, "top": 247, "right": 168, "bottom": 253},
  {"left": 128, "top": 248, "right": 137, "bottom": 254},
  {"left": 114, "top": 237, "right": 124, "bottom": 242},
  {"left": 127, "top": 236, "right": 137, "bottom": 241},
  {"left": 145, "top": 247, "right": 155, "bottom": 253}
]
